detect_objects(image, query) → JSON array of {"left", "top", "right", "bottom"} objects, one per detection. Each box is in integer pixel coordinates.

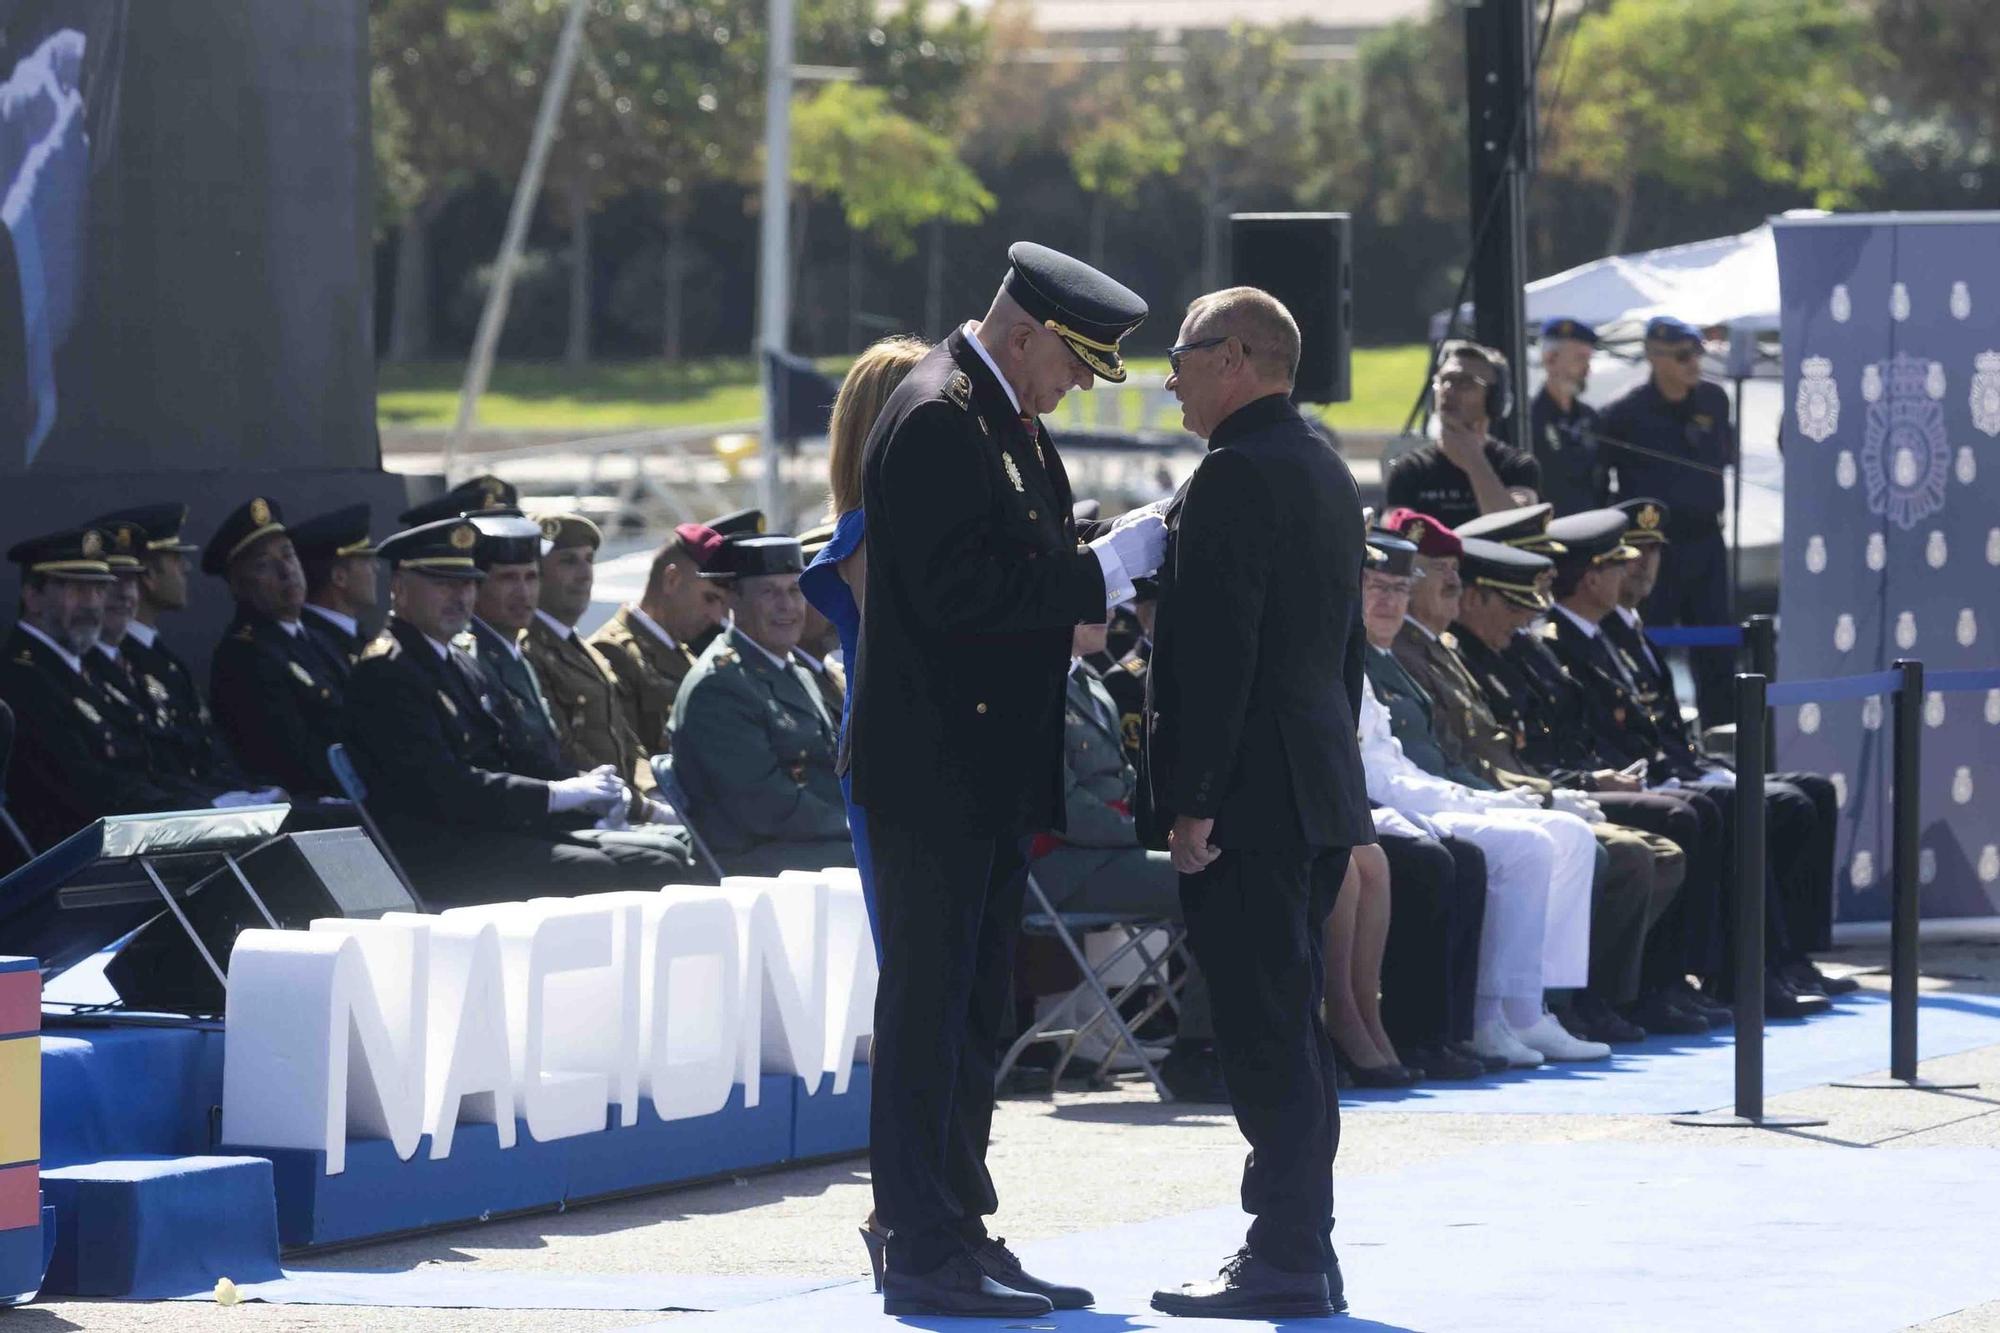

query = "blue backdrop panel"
[
  {"left": 791, "top": 1065, "right": 871, "bottom": 1161},
  {"left": 1774, "top": 214, "right": 2000, "bottom": 922},
  {"left": 39, "top": 1026, "right": 225, "bottom": 1169}
]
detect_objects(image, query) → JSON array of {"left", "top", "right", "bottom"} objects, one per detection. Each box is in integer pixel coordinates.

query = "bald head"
[{"left": 1182, "top": 287, "right": 1301, "bottom": 388}]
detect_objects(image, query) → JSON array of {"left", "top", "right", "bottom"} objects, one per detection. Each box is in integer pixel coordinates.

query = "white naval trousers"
[{"left": 1425, "top": 808, "right": 1597, "bottom": 1001}]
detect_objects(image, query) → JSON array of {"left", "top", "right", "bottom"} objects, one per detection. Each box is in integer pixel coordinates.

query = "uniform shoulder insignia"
[
  {"left": 74, "top": 697, "right": 101, "bottom": 725},
  {"left": 1537, "top": 621, "right": 1559, "bottom": 641},
  {"left": 289, "top": 660, "right": 316, "bottom": 688},
  {"left": 1440, "top": 630, "right": 1458, "bottom": 651},
  {"left": 451, "top": 631, "right": 476, "bottom": 653},
  {"left": 359, "top": 635, "right": 397, "bottom": 661},
  {"left": 942, "top": 369, "right": 972, "bottom": 411},
  {"left": 1121, "top": 656, "right": 1146, "bottom": 675}
]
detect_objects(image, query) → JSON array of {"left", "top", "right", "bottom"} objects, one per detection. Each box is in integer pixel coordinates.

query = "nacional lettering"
[{"left": 220, "top": 871, "right": 876, "bottom": 1174}]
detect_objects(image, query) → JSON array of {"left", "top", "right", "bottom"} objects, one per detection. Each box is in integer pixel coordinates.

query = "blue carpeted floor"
[
  {"left": 1337, "top": 990, "right": 2000, "bottom": 1114},
  {"left": 623, "top": 1143, "right": 2000, "bottom": 1332}
]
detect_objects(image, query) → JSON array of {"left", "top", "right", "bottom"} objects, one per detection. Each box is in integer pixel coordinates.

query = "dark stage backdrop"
[
  {"left": 0, "top": 0, "right": 375, "bottom": 473},
  {"left": 1774, "top": 213, "right": 2000, "bottom": 923}
]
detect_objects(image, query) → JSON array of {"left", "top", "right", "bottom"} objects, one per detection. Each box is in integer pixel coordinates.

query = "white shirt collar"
[
  {"left": 124, "top": 620, "right": 159, "bottom": 649},
  {"left": 734, "top": 627, "right": 793, "bottom": 672},
  {"left": 962, "top": 322, "right": 1023, "bottom": 415},
  {"left": 423, "top": 633, "right": 451, "bottom": 660},
  {"left": 1554, "top": 603, "right": 1602, "bottom": 639},
  {"left": 275, "top": 617, "right": 302, "bottom": 637},
  {"left": 305, "top": 603, "right": 358, "bottom": 638},
  {"left": 793, "top": 648, "right": 828, "bottom": 676},
  {"left": 20, "top": 621, "right": 85, "bottom": 673},
  {"left": 1402, "top": 615, "right": 1440, "bottom": 644},
  {"left": 1614, "top": 604, "right": 1642, "bottom": 630},
  {"left": 95, "top": 641, "right": 120, "bottom": 662},
  {"left": 534, "top": 609, "right": 575, "bottom": 642},
  {"left": 627, "top": 604, "right": 680, "bottom": 652},
  {"left": 474, "top": 617, "right": 524, "bottom": 660}
]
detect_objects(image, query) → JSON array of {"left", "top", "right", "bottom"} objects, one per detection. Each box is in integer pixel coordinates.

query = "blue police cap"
[
  {"left": 1644, "top": 316, "right": 1702, "bottom": 346},
  {"left": 1539, "top": 317, "right": 1598, "bottom": 346}
]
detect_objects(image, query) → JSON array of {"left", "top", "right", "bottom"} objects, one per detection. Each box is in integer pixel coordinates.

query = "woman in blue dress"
[{"left": 799, "top": 334, "right": 925, "bottom": 1289}]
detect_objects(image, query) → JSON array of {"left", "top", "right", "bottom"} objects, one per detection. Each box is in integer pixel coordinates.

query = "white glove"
[
  {"left": 1551, "top": 789, "right": 1605, "bottom": 823},
  {"left": 548, "top": 766, "right": 626, "bottom": 816},
  {"left": 211, "top": 789, "right": 279, "bottom": 809},
  {"left": 1089, "top": 514, "right": 1168, "bottom": 606},
  {"left": 1483, "top": 787, "right": 1544, "bottom": 811}
]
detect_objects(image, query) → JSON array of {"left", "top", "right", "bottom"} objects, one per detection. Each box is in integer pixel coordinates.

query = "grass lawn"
[{"left": 377, "top": 344, "right": 1430, "bottom": 434}]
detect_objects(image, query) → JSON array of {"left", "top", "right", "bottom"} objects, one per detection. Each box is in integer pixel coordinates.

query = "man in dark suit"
[
  {"left": 291, "top": 504, "right": 380, "bottom": 669},
  {"left": 344, "top": 517, "right": 691, "bottom": 906},
  {"left": 1144, "top": 287, "right": 1373, "bottom": 1320},
  {"left": 846, "top": 242, "right": 1160, "bottom": 1318},
  {"left": 205, "top": 498, "right": 351, "bottom": 797},
  {"left": 464, "top": 510, "right": 566, "bottom": 777}
]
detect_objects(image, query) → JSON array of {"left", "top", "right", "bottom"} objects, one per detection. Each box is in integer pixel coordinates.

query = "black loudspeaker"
[
  {"left": 1228, "top": 213, "right": 1352, "bottom": 404},
  {"left": 105, "top": 828, "right": 417, "bottom": 1013}
]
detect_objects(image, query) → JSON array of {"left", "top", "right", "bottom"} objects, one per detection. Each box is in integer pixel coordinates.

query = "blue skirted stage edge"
[
  {"left": 33, "top": 1014, "right": 869, "bottom": 1297},
  {"left": 1, "top": 957, "right": 48, "bottom": 1305}
]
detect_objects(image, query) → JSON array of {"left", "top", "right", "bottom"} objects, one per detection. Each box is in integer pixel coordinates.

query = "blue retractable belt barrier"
[
  {"left": 1927, "top": 667, "right": 2000, "bottom": 694},
  {"left": 1645, "top": 625, "right": 1745, "bottom": 648},
  {"left": 1764, "top": 671, "right": 1903, "bottom": 708}
]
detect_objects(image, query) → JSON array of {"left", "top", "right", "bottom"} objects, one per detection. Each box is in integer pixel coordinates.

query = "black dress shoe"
[
  {"left": 882, "top": 1253, "right": 1054, "bottom": 1317},
  {"left": 1152, "top": 1247, "right": 1335, "bottom": 1320},
  {"left": 1671, "top": 980, "right": 1733, "bottom": 1026},
  {"left": 971, "top": 1237, "right": 1092, "bottom": 1309},
  {"left": 1765, "top": 973, "right": 1831, "bottom": 1020},
  {"left": 1327, "top": 1251, "right": 1350, "bottom": 1315},
  {"left": 1574, "top": 994, "right": 1648, "bottom": 1043},
  {"left": 1404, "top": 1043, "right": 1484, "bottom": 1080},
  {"left": 1160, "top": 1043, "right": 1232, "bottom": 1103},
  {"left": 1625, "top": 990, "right": 1708, "bottom": 1036},
  {"left": 1452, "top": 1038, "right": 1508, "bottom": 1073},
  {"left": 1786, "top": 960, "right": 1859, "bottom": 996},
  {"left": 1346, "top": 1060, "right": 1423, "bottom": 1089}
]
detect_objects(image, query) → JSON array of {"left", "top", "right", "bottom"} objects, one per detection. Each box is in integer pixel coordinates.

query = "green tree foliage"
[{"left": 790, "top": 81, "right": 993, "bottom": 258}]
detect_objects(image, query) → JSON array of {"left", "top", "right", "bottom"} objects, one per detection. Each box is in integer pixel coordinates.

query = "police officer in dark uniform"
[
  {"left": 344, "top": 517, "right": 692, "bottom": 905},
  {"left": 1383, "top": 339, "right": 1541, "bottom": 529},
  {"left": 1527, "top": 317, "right": 1607, "bottom": 516},
  {"left": 465, "top": 510, "right": 567, "bottom": 776},
  {"left": 206, "top": 498, "right": 352, "bottom": 797},
  {"left": 397, "top": 474, "right": 518, "bottom": 527},
  {"left": 291, "top": 505, "right": 380, "bottom": 669},
  {"left": 1, "top": 529, "right": 261, "bottom": 850},
  {"left": 1596, "top": 316, "right": 1736, "bottom": 724},
  {"left": 848, "top": 242, "right": 1159, "bottom": 1317}
]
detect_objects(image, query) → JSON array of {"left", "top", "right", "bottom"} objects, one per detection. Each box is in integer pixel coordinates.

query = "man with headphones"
[{"left": 1385, "top": 340, "right": 1541, "bottom": 530}]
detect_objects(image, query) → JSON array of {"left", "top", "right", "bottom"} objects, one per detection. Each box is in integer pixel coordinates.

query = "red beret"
[
  {"left": 1382, "top": 508, "right": 1462, "bottom": 558},
  {"left": 674, "top": 522, "right": 726, "bottom": 569}
]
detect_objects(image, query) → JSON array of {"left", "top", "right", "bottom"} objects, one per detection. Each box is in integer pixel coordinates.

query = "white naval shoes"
[
  {"left": 1514, "top": 1012, "right": 1612, "bottom": 1062},
  {"left": 1470, "top": 1019, "right": 1545, "bottom": 1069}
]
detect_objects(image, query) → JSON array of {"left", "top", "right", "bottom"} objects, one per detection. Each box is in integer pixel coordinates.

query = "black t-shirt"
[
  {"left": 1528, "top": 387, "right": 1607, "bottom": 516},
  {"left": 1383, "top": 438, "right": 1541, "bottom": 530}
]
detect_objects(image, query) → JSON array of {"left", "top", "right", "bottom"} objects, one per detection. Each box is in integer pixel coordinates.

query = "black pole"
[
  {"left": 1732, "top": 673, "right": 1767, "bottom": 1122},
  {"left": 1729, "top": 373, "right": 1747, "bottom": 615},
  {"left": 1745, "top": 614, "right": 1778, "bottom": 760},
  {"left": 1674, "top": 675, "right": 1825, "bottom": 1127},
  {"left": 1462, "top": 0, "right": 1534, "bottom": 450},
  {"left": 1890, "top": 658, "right": 1922, "bottom": 1081}
]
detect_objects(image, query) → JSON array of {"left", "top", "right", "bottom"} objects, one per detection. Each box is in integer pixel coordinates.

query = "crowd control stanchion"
[
  {"left": 1674, "top": 673, "right": 1827, "bottom": 1130},
  {"left": 1744, "top": 614, "right": 1778, "bottom": 760},
  {"left": 1834, "top": 658, "right": 1978, "bottom": 1091}
]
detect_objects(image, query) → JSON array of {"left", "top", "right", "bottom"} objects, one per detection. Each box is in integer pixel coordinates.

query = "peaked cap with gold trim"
[
  {"left": 8, "top": 528, "right": 118, "bottom": 582},
  {"left": 289, "top": 504, "right": 379, "bottom": 563},
  {"left": 89, "top": 502, "right": 200, "bottom": 555},
  {"left": 398, "top": 474, "right": 519, "bottom": 527},
  {"left": 378, "top": 517, "right": 487, "bottom": 581},
  {"left": 1614, "top": 497, "right": 1670, "bottom": 546},
  {"left": 202, "top": 496, "right": 287, "bottom": 576},
  {"left": 1001, "top": 241, "right": 1147, "bottom": 384}
]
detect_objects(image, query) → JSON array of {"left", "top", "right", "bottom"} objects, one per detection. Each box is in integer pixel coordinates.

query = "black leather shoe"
[
  {"left": 1151, "top": 1247, "right": 1335, "bottom": 1320},
  {"left": 1625, "top": 990, "right": 1708, "bottom": 1036},
  {"left": 1346, "top": 1060, "right": 1423, "bottom": 1089},
  {"left": 882, "top": 1253, "right": 1054, "bottom": 1317},
  {"left": 1573, "top": 994, "right": 1648, "bottom": 1043},
  {"left": 1765, "top": 973, "right": 1831, "bottom": 1020},
  {"left": 1786, "top": 960, "right": 1859, "bottom": 996},
  {"left": 1404, "top": 1043, "right": 1484, "bottom": 1080},
  {"left": 1327, "top": 1250, "right": 1350, "bottom": 1315},
  {"left": 1160, "top": 1043, "right": 1231, "bottom": 1103},
  {"left": 971, "top": 1237, "right": 1092, "bottom": 1309},
  {"left": 1452, "top": 1038, "right": 1508, "bottom": 1073},
  {"left": 1671, "top": 980, "right": 1733, "bottom": 1026}
]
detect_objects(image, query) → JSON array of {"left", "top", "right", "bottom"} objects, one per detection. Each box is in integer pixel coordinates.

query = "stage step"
[{"left": 39, "top": 1155, "right": 281, "bottom": 1297}]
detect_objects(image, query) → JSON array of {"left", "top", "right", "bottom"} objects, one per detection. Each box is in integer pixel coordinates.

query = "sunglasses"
[{"left": 1168, "top": 335, "right": 1246, "bottom": 375}]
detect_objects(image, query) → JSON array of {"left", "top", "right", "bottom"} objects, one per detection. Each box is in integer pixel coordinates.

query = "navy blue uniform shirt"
[
  {"left": 1528, "top": 386, "right": 1607, "bottom": 515},
  {"left": 1596, "top": 379, "right": 1733, "bottom": 530}
]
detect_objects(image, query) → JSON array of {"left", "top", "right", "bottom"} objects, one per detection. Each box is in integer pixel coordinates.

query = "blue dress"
[{"left": 799, "top": 507, "right": 878, "bottom": 955}]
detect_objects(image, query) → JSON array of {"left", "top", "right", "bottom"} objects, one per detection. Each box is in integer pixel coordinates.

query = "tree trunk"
[
  {"left": 924, "top": 219, "right": 944, "bottom": 339},
  {"left": 1604, "top": 173, "right": 1637, "bottom": 257},
  {"left": 1088, "top": 194, "right": 1107, "bottom": 269},
  {"left": 386, "top": 200, "right": 433, "bottom": 362},
  {"left": 566, "top": 177, "right": 592, "bottom": 367},
  {"left": 662, "top": 215, "right": 687, "bottom": 362}
]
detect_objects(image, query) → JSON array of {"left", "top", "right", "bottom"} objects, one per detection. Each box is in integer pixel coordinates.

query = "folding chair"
[
  {"left": 996, "top": 871, "right": 1193, "bottom": 1101},
  {"left": 649, "top": 752, "right": 726, "bottom": 882},
  {"left": 324, "top": 743, "right": 429, "bottom": 910}
]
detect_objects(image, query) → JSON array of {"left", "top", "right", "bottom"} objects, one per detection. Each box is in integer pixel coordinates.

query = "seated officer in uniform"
[
  {"left": 669, "top": 534, "right": 854, "bottom": 877},
  {"left": 588, "top": 521, "right": 729, "bottom": 753},
  {"left": 345, "top": 517, "right": 692, "bottom": 904},
  {"left": 465, "top": 510, "right": 566, "bottom": 776},
  {"left": 88, "top": 503, "right": 226, "bottom": 782},
  {"left": 1527, "top": 317, "right": 1607, "bottom": 516},
  {"left": 398, "top": 473, "right": 518, "bottom": 527},
  {"left": 684, "top": 507, "right": 765, "bottom": 659},
  {"left": 1542, "top": 507, "right": 1833, "bottom": 1017},
  {"left": 2, "top": 528, "right": 273, "bottom": 850},
  {"left": 524, "top": 512, "right": 653, "bottom": 794},
  {"left": 206, "top": 497, "right": 352, "bottom": 798},
  {"left": 1383, "top": 340, "right": 1541, "bottom": 530},
  {"left": 1383, "top": 508, "right": 1692, "bottom": 1042},
  {"left": 1600, "top": 499, "right": 1850, "bottom": 998},
  {"left": 291, "top": 505, "right": 379, "bottom": 668},
  {"left": 1031, "top": 619, "right": 1223, "bottom": 1100}
]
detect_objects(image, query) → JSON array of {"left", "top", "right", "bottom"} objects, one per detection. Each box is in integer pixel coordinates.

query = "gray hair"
[{"left": 1185, "top": 286, "right": 1302, "bottom": 386}]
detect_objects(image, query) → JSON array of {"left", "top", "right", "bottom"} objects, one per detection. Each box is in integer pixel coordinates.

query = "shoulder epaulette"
[
  {"left": 1440, "top": 630, "right": 1458, "bottom": 651},
  {"left": 451, "top": 631, "right": 476, "bottom": 653},
  {"left": 1120, "top": 655, "right": 1146, "bottom": 675},
  {"left": 942, "top": 370, "right": 972, "bottom": 411},
  {"left": 1537, "top": 621, "right": 1559, "bottom": 641},
  {"left": 359, "top": 634, "right": 398, "bottom": 661}
]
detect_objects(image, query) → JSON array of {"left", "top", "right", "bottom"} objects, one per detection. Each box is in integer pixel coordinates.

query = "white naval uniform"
[{"left": 1358, "top": 680, "right": 1597, "bottom": 1000}]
